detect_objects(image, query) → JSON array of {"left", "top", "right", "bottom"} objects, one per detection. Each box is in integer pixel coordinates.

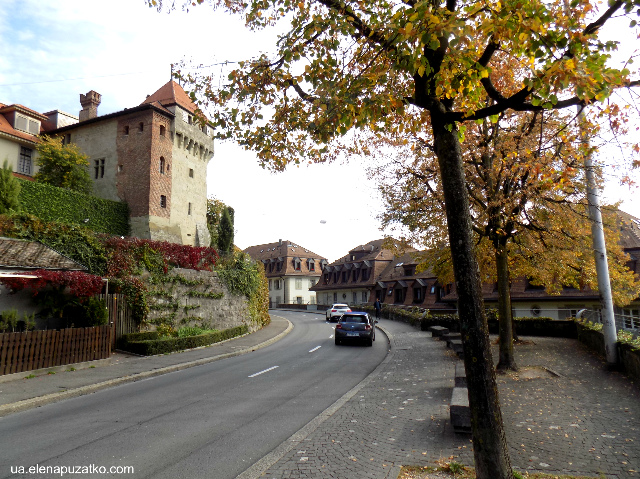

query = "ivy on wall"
[
  {"left": 0, "top": 214, "right": 269, "bottom": 330},
  {"left": 18, "top": 180, "right": 129, "bottom": 236}
]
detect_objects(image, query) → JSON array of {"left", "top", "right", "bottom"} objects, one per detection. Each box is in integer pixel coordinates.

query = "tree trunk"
[
  {"left": 495, "top": 245, "right": 517, "bottom": 371},
  {"left": 431, "top": 116, "right": 513, "bottom": 479}
]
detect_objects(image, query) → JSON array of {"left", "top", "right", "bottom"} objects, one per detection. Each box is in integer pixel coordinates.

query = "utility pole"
[{"left": 579, "top": 106, "right": 618, "bottom": 366}]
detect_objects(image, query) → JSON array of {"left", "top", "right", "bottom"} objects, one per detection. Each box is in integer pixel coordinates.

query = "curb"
[
  {"left": 236, "top": 322, "right": 397, "bottom": 479},
  {"left": 0, "top": 318, "right": 293, "bottom": 418}
]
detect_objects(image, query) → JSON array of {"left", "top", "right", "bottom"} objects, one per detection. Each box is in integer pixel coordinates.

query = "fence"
[
  {"left": 100, "top": 294, "right": 136, "bottom": 348},
  {"left": 576, "top": 308, "right": 640, "bottom": 333},
  {"left": 0, "top": 325, "right": 112, "bottom": 375}
]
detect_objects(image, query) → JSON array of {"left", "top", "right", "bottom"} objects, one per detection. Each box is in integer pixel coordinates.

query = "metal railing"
[{"left": 576, "top": 308, "right": 640, "bottom": 333}]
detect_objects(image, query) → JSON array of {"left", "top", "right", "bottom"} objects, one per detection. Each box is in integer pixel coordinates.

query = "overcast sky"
[{"left": 1, "top": 0, "right": 638, "bottom": 262}]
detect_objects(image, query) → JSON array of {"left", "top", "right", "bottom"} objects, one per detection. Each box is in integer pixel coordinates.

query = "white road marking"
[
  {"left": 248, "top": 366, "right": 279, "bottom": 378},
  {"left": 309, "top": 346, "right": 321, "bottom": 353}
]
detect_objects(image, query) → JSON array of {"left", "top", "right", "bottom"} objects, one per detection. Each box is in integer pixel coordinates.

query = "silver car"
[{"left": 326, "top": 303, "right": 351, "bottom": 322}]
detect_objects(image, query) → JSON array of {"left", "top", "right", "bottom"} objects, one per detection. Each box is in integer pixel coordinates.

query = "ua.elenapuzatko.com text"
[{"left": 9, "top": 464, "right": 134, "bottom": 476}]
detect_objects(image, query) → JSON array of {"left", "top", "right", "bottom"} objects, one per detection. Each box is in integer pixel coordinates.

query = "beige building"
[{"left": 244, "top": 240, "right": 327, "bottom": 307}]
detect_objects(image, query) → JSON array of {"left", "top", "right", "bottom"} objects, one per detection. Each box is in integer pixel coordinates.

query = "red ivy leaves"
[
  {"left": 102, "top": 236, "right": 218, "bottom": 276},
  {"left": 0, "top": 269, "right": 104, "bottom": 297}
]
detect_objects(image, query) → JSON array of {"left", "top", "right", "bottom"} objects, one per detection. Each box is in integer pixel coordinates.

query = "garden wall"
[
  {"left": 145, "top": 268, "right": 254, "bottom": 332},
  {"left": 576, "top": 323, "right": 640, "bottom": 384}
]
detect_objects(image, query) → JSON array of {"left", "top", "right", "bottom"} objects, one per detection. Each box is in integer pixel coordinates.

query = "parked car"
[
  {"left": 326, "top": 303, "right": 351, "bottom": 321},
  {"left": 334, "top": 312, "right": 377, "bottom": 346}
]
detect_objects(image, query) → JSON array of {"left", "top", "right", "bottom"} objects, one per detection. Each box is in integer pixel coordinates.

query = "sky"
[{"left": 1, "top": 0, "right": 638, "bottom": 262}]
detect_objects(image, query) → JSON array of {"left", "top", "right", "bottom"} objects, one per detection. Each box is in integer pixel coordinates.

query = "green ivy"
[
  {"left": 18, "top": 180, "right": 129, "bottom": 236},
  {"left": 186, "top": 290, "right": 224, "bottom": 299},
  {"left": 149, "top": 274, "right": 205, "bottom": 286},
  {"left": 216, "top": 252, "right": 269, "bottom": 327}
]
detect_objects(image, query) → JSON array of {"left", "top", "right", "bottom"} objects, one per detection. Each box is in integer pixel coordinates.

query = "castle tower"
[{"left": 79, "top": 90, "right": 102, "bottom": 122}]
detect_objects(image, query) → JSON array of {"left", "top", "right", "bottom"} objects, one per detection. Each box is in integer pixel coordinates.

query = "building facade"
[
  {"left": 48, "top": 81, "right": 213, "bottom": 246},
  {"left": 244, "top": 240, "right": 327, "bottom": 307},
  {"left": 0, "top": 103, "right": 46, "bottom": 179},
  {"left": 310, "top": 239, "right": 400, "bottom": 307}
]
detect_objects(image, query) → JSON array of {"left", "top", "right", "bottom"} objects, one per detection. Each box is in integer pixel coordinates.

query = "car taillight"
[
  {"left": 335, "top": 324, "right": 342, "bottom": 329},
  {"left": 331, "top": 309, "right": 337, "bottom": 312},
  {"left": 365, "top": 324, "right": 371, "bottom": 330},
  {"left": 347, "top": 309, "right": 352, "bottom": 312}
]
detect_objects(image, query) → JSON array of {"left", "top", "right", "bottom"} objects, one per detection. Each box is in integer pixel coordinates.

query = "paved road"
[{"left": 0, "top": 312, "right": 386, "bottom": 479}]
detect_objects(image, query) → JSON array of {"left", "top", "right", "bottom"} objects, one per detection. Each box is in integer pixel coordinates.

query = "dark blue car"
[{"left": 334, "top": 312, "right": 377, "bottom": 346}]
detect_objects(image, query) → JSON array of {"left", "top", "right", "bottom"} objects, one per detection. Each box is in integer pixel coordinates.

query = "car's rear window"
[{"left": 341, "top": 315, "right": 367, "bottom": 323}]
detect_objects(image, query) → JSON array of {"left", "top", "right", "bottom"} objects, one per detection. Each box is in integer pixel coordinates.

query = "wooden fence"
[
  {"left": 100, "top": 294, "right": 136, "bottom": 348},
  {"left": 0, "top": 325, "right": 112, "bottom": 375}
]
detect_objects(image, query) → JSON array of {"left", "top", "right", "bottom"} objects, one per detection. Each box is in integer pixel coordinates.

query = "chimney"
[{"left": 79, "top": 90, "right": 102, "bottom": 122}]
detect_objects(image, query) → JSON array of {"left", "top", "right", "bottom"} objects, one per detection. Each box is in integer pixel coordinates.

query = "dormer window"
[{"left": 14, "top": 114, "right": 40, "bottom": 134}]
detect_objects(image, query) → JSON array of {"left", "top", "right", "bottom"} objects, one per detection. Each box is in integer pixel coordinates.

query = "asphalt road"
[{"left": 0, "top": 311, "right": 387, "bottom": 479}]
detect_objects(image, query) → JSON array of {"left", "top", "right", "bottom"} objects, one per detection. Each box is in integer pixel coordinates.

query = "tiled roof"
[
  {"left": 0, "top": 105, "right": 41, "bottom": 144},
  {"left": 330, "top": 238, "right": 400, "bottom": 265},
  {"left": 141, "top": 80, "right": 198, "bottom": 114},
  {"left": 618, "top": 210, "right": 640, "bottom": 249},
  {"left": 244, "top": 240, "right": 327, "bottom": 277},
  {"left": 0, "top": 237, "right": 87, "bottom": 271}
]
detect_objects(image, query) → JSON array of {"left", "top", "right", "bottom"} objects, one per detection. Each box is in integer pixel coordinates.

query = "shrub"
[
  {"left": 118, "top": 325, "right": 248, "bottom": 355},
  {"left": 19, "top": 180, "right": 129, "bottom": 236},
  {"left": 0, "top": 160, "right": 21, "bottom": 214}
]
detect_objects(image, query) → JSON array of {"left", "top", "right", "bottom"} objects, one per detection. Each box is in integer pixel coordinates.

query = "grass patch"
[{"left": 399, "top": 463, "right": 598, "bottom": 479}]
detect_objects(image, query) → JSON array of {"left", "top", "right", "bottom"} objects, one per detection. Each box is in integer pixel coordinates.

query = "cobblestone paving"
[
  {"left": 496, "top": 337, "right": 640, "bottom": 479},
  {"left": 261, "top": 324, "right": 471, "bottom": 479},
  {"left": 260, "top": 322, "right": 640, "bottom": 479}
]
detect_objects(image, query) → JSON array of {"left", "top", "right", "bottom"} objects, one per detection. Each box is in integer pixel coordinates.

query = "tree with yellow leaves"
[{"left": 150, "top": 0, "right": 639, "bottom": 476}]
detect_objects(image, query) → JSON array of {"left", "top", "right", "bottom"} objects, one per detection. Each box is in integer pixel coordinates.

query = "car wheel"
[
  {"left": 335, "top": 338, "right": 340, "bottom": 345},
  {"left": 367, "top": 337, "right": 373, "bottom": 347}
]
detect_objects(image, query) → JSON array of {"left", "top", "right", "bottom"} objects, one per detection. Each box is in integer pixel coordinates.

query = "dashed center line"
[
  {"left": 309, "top": 346, "right": 321, "bottom": 353},
  {"left": 248, "top": 366, "right": 279, "bottom": 378}
]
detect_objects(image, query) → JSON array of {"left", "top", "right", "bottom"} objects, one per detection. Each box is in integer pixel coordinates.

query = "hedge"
[
  {"left": 19, "top": 180, "right": 129, "bottom": 236},
  {"left": 117, "top": 325, "right": 249, "bottom": 355},
  {"left": 364, "top": 304, "right": 577, "bottom": 337}
]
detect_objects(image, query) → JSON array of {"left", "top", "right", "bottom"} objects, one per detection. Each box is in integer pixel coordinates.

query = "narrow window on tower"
[
  {"left": 139, "top": 122, "right": 144, "bottom": 132},
  {"left": 160, "top": 195, "right": 167, "bottom": 208},
  {"left": 159, "top": 157, "right": 165, "bottom": 174},
  {"left": 188, "top": 202, "right": 192, "bottom": 215},
  {"left": 160, "top": 125, "right": 166, "bottom": 137}
]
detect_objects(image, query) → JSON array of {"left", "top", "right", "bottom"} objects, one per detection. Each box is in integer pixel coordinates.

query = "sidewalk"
[
  {"left": 2, "top": 312, "right": 639, "bottom": 478},
  {"left": 255, "top": 314, "right": 640, "bottom": 479},
  {"left": 0, "top": 316, "right": 291, "bottom": 416}
]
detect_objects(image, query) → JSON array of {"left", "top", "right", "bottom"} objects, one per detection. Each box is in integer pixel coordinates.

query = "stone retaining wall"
[{"left": 146, "top": 268, "right": 253, "bottom": 332}]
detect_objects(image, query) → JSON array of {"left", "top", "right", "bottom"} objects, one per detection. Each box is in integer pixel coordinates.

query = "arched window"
[
  {"left": 124, "top": 126, "right": 129, "bottom": 135},
  {"left": 160, "top": 125, "right": 165, "bottom": 137},
  {"left": 159, "top": 157, "right": 165, "bottom": 174}
]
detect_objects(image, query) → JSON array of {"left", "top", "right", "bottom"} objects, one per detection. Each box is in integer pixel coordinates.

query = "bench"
[
  {"left": 450, "top": 387, "right": 472, "bottom": 434},
  {"left": 428, "top": 325, "right": 449, "bottom": 337},
  {"left": 454, "top": 363, "right": 467, "bottom": 387},
  {"left": 449, "top": 339, "right": 464, "bottom": 358},
  {"left": 443, "top": 332, "right": 462, "bottom": 347}
]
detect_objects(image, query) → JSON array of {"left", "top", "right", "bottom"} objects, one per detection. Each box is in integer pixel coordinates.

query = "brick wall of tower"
[
  {"left": 115, "top": 110, "right": 172, "bottom": 218},
  {"left": 148, "top": 111, "right": 173, "bottom": 218}
]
